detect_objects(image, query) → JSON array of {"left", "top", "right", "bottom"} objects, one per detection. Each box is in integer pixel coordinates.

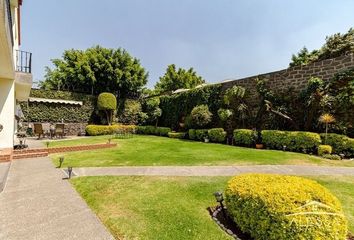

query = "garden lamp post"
[
  {"left": 67, "top": 166, "right": 73, "bottom": 179},
  {"left": 59, "top": 156, "right": 64, "bottom": 168},
  {"left": 214, "top": 191, "right": 227, "bottom": 219}
]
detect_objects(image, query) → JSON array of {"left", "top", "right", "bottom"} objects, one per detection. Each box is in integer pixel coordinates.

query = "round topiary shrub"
[
  {"left": 225, "top": 174, "right": 348, "bottom": 240},
  {"left": 190, "top": 105, "right": 213, "bottom": 128},
  {"left": 97, "top": 92, "right": 117, "bottom": 125},
  {"left": 318, "top": 144, "right": 332, "bottom": 156}
]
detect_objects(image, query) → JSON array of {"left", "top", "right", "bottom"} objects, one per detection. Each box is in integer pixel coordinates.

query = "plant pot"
[
  {"left": 204, "top": 138, "right": 210, "bottom": 143},
  {"left": 255, "top": 144, "right": 263, "bottom": 149}
]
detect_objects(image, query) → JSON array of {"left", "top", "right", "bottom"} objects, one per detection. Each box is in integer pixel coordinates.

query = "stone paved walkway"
[
  {"left": 72, "top": 165, "right": 354, "bottom": 177},
  {"left": 0, "top": 157, "right": 114, "bottom": 240}
]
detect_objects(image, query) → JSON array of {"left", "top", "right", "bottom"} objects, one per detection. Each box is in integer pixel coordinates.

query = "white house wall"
[{"left": 0, "top": 78, "right": 15, "bottom": 149}]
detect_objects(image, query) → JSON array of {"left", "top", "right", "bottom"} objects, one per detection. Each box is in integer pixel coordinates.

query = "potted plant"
[
  {"left": 204, "top": 136, "right": 210, "bottom": 143},
  {"left": 254, "top": 131, "right": 263, "bottom": 149}
]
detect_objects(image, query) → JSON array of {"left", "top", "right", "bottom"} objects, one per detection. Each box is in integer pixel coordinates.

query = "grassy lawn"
[
  {"left": 51, "top": 135, "right": 354, "bottom": 167},
  {"left": 71, "top": 176, "right": 354, "bottom": 239}
]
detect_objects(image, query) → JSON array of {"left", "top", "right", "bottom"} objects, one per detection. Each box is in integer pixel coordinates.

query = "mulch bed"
[{"left": 208, "top": 206, "right": 252, "bottom": 240}]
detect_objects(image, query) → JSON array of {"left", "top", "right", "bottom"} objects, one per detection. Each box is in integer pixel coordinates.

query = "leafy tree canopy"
[
  {"left": 290, "top": 28, "right": 354, "bottom": 67},
  {"left": 40, "top": 45, "right": 148, "bottom": 97},
  {"left": 155, "top": 64, "right": 205, "bottom": 94}
]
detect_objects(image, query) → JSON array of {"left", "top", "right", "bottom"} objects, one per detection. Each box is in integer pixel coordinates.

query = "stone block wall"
[
  {"left": 24, "top": 122, "right": 87, "bottom": 136},
  {"left": 221, "top": 53, "right": 354, "bottom": 105}
]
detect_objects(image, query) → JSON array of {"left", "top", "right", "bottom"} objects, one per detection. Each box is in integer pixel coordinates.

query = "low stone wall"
[{"left": 25, "top": 122, "right": 87, "bottom": 136}]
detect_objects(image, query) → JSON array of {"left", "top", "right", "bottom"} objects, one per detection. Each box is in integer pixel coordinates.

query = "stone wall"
[
  {"left": 24, "top": 122, "right": 87, "bottom": 136},
  {"left": 221, "top": 53, "right": 354, "bottom": 105}
]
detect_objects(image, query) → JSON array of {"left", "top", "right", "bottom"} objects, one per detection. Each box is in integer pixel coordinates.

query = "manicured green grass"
[
  {"left": 71, "top": 176, "right": 354, "bottom": 239},
  {"left": 51, "top": 135, "right": 354, "bottom": 167}
]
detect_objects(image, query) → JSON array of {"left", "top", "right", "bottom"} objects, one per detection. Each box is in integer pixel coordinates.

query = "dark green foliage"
[
  {"left": 320, "top": 133, "right": 354, "bottom": 157},
  {"left": 136, "top": 126, "right": 171, "bottom": 137},
  {"left": 155, "top": 64, "right": 205, "bottom": 94},
  {"left": 167, "top": 132, "right": 187, "bottom": 139},
  {"left": 233, "top": 129, "right": 255, "bottom": 147},
  {"left": 188, "top": 129, "right": 196, "bottom": 140},
  {"left": 142, "top": 97, "right": 162, "bottom": 126},
  {"left": 40, "top": 45, "right": 148, "bottom": 96},
  {"left": 327, "top": 68, "right": 354, "bottom": 136},
  {"left": 118, "top": 99, "right": 145, "bottom": 125},
  {"left": 21, "top": 89, "right": 96, "bottom": 123},
  {"left": 262, "top": 130, "right": 321, "bottom": 153},
  {"left": 190, "top": 105, "right": 213, "bottom": 128},
  {"left": 207, "top": 128, "right": 226, "bottom": 143},
  {"left": 159, "top": 84, "right": 222, "bottom": 129},
  {"left": 290, "top": 28, "right": 354, "bottom": 67},
  {"left": 289, "top": 47, "right": 319, "bottom": 67},
  {"left": 195, "top": 129, "right": 208, "bottom": 141}
]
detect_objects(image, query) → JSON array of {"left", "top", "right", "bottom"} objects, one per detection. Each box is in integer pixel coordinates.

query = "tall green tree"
[
  {"left": 155, "top": 64, "right": 205, "bottom": 94},
  {"left": 40, "top": 46, "right": 148, "bottom": 97}
]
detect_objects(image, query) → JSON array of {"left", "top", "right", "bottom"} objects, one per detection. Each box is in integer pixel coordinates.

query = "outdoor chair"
[
  {"left": 33, "top": 123, "right": 44, "bottom": 139},
  {"left": 55, "top": 123, "right": 65, "bottom": 138}
]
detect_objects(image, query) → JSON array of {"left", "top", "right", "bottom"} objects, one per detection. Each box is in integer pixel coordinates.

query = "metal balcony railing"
[
  {"left": 5, "top": 0, "right": 14, "bottom": 46},
  {"left": 16, "top": 50, "right": 32, "bottom": 73}
]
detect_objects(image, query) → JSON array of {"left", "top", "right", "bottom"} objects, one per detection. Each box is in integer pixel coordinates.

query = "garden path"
[{"left": 0, "top": 156, "right": 114, "bottom": 240}]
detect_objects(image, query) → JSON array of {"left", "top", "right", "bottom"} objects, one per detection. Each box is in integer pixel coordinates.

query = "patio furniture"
[
  {"left": 55, "top": 123, "right": 65, "bottom": 138},
  {"left": 33, "top": 123, "right": 44, "bottom": 139}
]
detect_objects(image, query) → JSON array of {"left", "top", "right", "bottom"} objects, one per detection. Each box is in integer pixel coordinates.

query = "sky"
[{"left": 21, "top": 0, "right": 354, "bottom": 88}]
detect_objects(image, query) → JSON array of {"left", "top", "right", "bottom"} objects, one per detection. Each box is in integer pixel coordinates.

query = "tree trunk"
[{"left": 106, "top": 110, "right": 111, "bottom": 126}]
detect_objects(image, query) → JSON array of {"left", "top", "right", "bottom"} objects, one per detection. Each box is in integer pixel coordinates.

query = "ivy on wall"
[
  {"left": 21, "top": 89, "right": 96, "bottom": 123},
  {"left": 159, "top": 84, "right": 222, "bottom": 129}
]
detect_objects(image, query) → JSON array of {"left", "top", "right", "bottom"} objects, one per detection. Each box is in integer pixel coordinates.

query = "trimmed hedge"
[
  {"left": 233, "top": 129, "right": 255, "bottom": 147},
  {"left": 167, "top": 132, "right": 186, "bottom": 139},
  {"left": 262, "top": 130, "right": 321, "bottom": 153},
  {"left": 188, "top": 129, "right": 196, "bottom": 140},
  {"left": 321, "top": 133, "right": 354, "bottom": 157},
  {"left": 86, "top": 124, "right": 136, "bottom": 136},
  {"left": 318, "top": 145, "right": 332, "bottom": 156},
  {"left": 225, "top": 174, "right": 348, "bottom": 240},
  {"left": 207, "top": 128, "right": 226, "bottom": 143},
  {"left": 136, "top": 126, "right": 171, "bottom": 137},
  {"left": 195, "top": 129, "right": 209, "bottom": 141}
]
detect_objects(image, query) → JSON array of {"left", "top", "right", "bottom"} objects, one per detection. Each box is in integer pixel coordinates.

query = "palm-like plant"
[{"left": 319, "top": 113, "right": 335, "bottom": 144}]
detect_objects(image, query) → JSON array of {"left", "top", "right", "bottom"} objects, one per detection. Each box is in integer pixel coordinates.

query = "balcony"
[
  {"left": 15, "top": 50, "right": 33, "bottom": 101},
  {"left": 16, "top": 50, "right": 32, "bottom": 73}
]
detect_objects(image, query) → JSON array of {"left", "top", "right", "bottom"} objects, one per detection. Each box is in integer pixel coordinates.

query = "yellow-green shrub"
[
  {"left": 318, "top": 145, "right": 332, "bottom": 156},
  {"left": 262, "top": 130, "right": 321, "bottom": 153},
  {"left": 321, "top": 133, "right": 354, "bottom": 158},
  {"left": 86, "top": 124, "right": 135, "bottom": 136},
  {"left": 233, "top": 129, "right": 255, "bottom": 147},
  {"left": 207, "top": 128, "right": 226, "bottom": 143},
  {"left": 225, "top": 174, "right": 347, "bottom": 240},
  {"left": 167, "top": 132, "right": 186, "bottom": 139},
  {"left": 195, "top": 129, "right": 208, "bottom": 141},
  {"left": 136, "top": 126, "right": 171, "bottom": 136}
]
